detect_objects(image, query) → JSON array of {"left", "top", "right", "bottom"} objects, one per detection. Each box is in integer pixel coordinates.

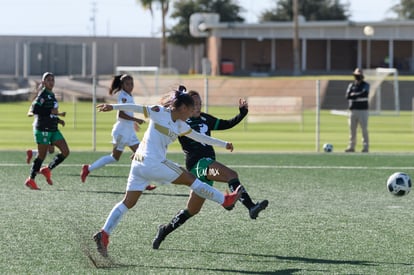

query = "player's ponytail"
[{"left": 160, "top": 85, "right": 194, "bottom": 109}]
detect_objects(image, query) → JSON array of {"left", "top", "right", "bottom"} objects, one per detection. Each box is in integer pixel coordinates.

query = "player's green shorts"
[
  {"left": 34, "top": 129, "right": 65, "bottom": 145},
  {"left": 189, "top": 157, "right": 215, "bottom": 186}
]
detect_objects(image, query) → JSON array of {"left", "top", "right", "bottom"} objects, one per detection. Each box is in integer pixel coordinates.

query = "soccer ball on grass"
[
  {"left": 386, "top": 172, "right": 411, "bottom": 196},
  {"left": 323, "top": 143, "right": 333, "bottom": 152}
]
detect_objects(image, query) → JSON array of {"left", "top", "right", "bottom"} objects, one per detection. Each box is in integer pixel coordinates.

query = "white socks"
[
  {"left": 89, "top": 155, "right": 117, "bottom": 172},
  {"left": 190, "top": 179, "right": 224, "bottom": 204},
  {"left": 102, "top": 201, "right": 128, "bottom": 235}
]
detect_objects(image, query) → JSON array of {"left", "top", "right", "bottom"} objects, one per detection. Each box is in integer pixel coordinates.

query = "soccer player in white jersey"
[
  {"left": 80, "top": 74, "right": 155, "bottom": 190},
  {"left": 92, "top": 86, "right": 242, "bottom": 257}
]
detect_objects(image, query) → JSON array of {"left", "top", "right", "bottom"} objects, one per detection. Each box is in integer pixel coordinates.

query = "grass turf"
[
  {"left": 1, "top": 100, "right": 414, "bottom": 273},
  {"left": 1, "top": 151, "right": 414, "bottom": 274},
  {"left": 1, "top": 101, "right": 414, "bottom": 152}
]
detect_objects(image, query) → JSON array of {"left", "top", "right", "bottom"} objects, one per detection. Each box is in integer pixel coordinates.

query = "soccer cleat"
[
  {"left": 25, "top": 178, "right": 40, "bottom": 190},
  {"left": 145, "top": 184, "right": 157, "bottom": 191},
  {"left": 344, "top": 148, "right": 355, "bottom": 153},
  {"left": 39, "top": 167, "right": 53, "bottom": 185},
  {"left": 26, "top": 150, "right": 33, "bottom": 164},
  {"left": 222, "top": 185, "right": 242, "bottom": 210},
  {"left": 152, "top": 224, "right": 167, "bottom": 249},
  {"left": 80, "top": 164, "right": 89, "bottom": 183},
  {"left": 249, "top": 200, "right": 269, "bottom": 219},
  {"left": 93, "top": 230, "right": 109, "bottom": 257}
]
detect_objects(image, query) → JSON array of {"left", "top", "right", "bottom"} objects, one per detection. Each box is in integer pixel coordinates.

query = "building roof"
[{"left": 206, "top": 19, "right": 414, "bottom": 40}]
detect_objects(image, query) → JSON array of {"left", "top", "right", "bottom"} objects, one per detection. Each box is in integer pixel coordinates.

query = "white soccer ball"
[
  {"left": 323, "top": 143, "right": 333, "bottom": 152},
  {"left": 386, "top": 172, "right": 412, "bottom": 196}
]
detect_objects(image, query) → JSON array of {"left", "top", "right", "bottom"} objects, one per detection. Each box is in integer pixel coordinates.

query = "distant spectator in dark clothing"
[{"left": 345, "top": 68, "right": 370, "bottom": 153}]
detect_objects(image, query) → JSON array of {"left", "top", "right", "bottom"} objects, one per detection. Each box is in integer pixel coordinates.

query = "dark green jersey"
[
  {"left": 178, "top": 106, "right": 248, "bottom": 170},
  {"left": 31, "top": 89, "right": 59, "bottom": 131}
]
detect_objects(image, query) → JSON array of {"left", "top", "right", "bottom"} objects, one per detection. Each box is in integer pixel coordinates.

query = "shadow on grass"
[
  {"left": 165, "top": 248, "right": 414, "bottom": 269},
  {"left": 78, "top": 230, "right": 320, "bottom": 274},
  {"left": 85, "top": 252, "right": 313, "bottom": 275}
]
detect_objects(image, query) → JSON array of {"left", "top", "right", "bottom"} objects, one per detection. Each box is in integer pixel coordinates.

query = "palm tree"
[{"left": 138, "top": 0, "right": 170, "bottom": 69}]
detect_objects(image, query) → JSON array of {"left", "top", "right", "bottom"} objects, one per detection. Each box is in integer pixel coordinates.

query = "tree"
[
  {"left": 259, "top": 0, "right": 349, "bottom": 22},
  {"left": 137, "top": 0, "right": 170, "bottom": 68},
  {"left": 168, "top": 0, "right": 244, "bottom": 73},
  {"left": 391, "top": 0, "right": 414, "bottom": 19},
  {"left": 168, "top": 0, "right": 244, "bottom": 47}
]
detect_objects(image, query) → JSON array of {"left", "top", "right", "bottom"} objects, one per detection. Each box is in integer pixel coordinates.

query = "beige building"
[
  {"left": 194, "top": 16, "right": 414, "bottom": 75},
  {"left": 1, "top": 19, "right": 414, "bottom": 78}
]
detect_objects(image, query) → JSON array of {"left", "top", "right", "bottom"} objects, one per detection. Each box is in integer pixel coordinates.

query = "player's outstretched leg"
[{"left": 152, "top": 209, "right": 192, "bottom": 249}]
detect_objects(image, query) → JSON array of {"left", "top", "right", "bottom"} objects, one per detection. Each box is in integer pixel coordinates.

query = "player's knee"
[
  {"left": 62, "top": 149, "right": 70, "bottom": 158},
  {"left": 112, "top": 153, "right": 121, "bottom": 161},
  {"left": 187, "top": 206, "right": 201, "bottom": 216},
  {"left": 227, "top": 169, "right": 238, "bottom": 179}
]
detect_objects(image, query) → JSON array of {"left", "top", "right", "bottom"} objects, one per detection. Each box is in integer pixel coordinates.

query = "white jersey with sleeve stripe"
[
  {"left": 136, "top": 105, "right": 191, "bottom": 162},
  {"left": 111, "top": 103, "right": 229, "bottom": 191},
  {"left": 110, "top": 103, "right": 228, "bottom": 162}
]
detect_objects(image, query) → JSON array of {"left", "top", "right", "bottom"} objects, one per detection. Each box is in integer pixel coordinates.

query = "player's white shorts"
[
  {"left": 111, "top": 122, "right": 140, "bottom": 151},
  {"left": 126, "top": 158, "right": 184, "bottom": 191}
]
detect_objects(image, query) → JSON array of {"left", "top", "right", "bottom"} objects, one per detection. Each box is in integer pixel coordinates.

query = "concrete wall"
[{"left": 0, "top": 35, "right": 197, "bottom": 77}]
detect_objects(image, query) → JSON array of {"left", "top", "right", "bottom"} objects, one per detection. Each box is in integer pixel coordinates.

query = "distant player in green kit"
[{"left": 25, "top": 72, "right": 70, "bottom": 190}]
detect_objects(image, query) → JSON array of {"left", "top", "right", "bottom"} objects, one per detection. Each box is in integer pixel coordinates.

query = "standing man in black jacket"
[{"left": 345, "top": 68, "right": 370, "bottom": 153}]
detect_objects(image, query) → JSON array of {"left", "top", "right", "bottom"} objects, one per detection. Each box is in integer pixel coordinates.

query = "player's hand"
[
  {"left": 35, "top": 81, "right": 43, "bottom": 93},
  {"left": 226, "top": 142, "right": 234, "bottom": 152},
  {"left": 135, "top": 118, "right": 145, "bottom": 124},
  {"left": 239, "top": 98, "right": 248, "bottom": 109},
  {"left": 97, "top": 104, "right": 113, "bottom": 112},
  {"left": 58, "top": 119, "right": 65, "bottom": 127},
  {"left": 59, "top": 111, "right": 66, "bottom": 117},
  {"left": 134, "top": 121, "right": 140, "bottom": 131}
]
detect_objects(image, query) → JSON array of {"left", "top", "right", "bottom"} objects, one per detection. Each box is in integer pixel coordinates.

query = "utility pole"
[
  {"left": 293, "top": 0, "right": 301, "bottom": 75},
  {"left": 90, "top": 1, "right": 97, "bottom": 37}
]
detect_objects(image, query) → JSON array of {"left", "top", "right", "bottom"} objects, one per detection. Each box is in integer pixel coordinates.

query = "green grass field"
[
  {"left": 1, "top": 101, "right": 414, "bottom": 274},
  {"left": 1, "top": 151, "right": 414, "bottom": 274},
  {"left": 1, "top": 101, "right": 414, "bottom": 153}
]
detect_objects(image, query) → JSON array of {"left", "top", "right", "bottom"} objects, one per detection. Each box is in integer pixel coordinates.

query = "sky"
[{"left": 0, "top": 0, "right": 397, "bottom": 37}]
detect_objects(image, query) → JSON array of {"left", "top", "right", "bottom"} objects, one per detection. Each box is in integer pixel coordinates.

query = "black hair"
[
  {"left": 160, "top": 85, "right": 194, "bottom": 109},
  {"left": 187, "top": 90, "right": 200, "bottom": 98},
  {"left": 109, "top": 74, "right": 133, "bottom": 95}
]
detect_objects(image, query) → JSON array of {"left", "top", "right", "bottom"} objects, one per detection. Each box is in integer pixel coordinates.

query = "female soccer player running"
[
  {"left": 152, "top": 90, "right": 268, "bottom": 249},
  {"left": 80, "top": 74, "right": 155, "bottom": 190},
  {"left": 25, "top": 72, "right": 70, "bottom": 190},
  {"left": 93, "top": 87, "right": 242, "bottom": 257},
  {"left": 26, "top": 80, "right": 66, "bottom": 164}
]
